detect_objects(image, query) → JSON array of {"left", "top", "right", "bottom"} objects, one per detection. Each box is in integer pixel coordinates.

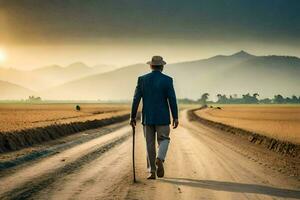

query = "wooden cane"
[{"left": 132, "top": 125, "right": 137, "bottom": 183}]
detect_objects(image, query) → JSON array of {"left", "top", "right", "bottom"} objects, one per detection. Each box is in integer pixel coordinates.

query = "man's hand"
[
  {"left": 130, "top": 118, "right": 136, "bottom": 128},
  {"left": 172, "top": 119, "right": 179, "bottom": 129}
]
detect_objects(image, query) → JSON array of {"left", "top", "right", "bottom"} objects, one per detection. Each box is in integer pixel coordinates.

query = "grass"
[
  {"left": 196, "top": 105, "right": 300, "bottom": 144},
  {"left": 0, "top": 103, "right": 130, "bottom": 132},
  {"left": 209, "top": 103, "right": 300, "bottom": 107}
]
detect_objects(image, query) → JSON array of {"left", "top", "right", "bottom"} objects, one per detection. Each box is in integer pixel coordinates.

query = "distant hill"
[
  {"left": 0, "top": 68, "right": 48, "bottom": 91},
  {"left": 32, "top": 62, "right": 117, "bottom": 87},
  {"left": 0, "top": 80, "right": 34, "bottom": 99},
  {"left": 42, "top": 51, "right": 300, "bottom": 100},
  {"left": 33, "top": 64, "right": 64, "bottom": 74},
  {"left": 0, "top": 62, "right": 116, "bottom": 91},
  {"left": 42, "top": 64, "right": 148, "bottom": 100},
  {"left": 164, "top": 51, "right": 300, "bottom": 99}
]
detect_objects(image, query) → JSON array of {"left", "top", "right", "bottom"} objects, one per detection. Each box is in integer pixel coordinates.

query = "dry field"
[
  {"left": 0, "top": 103, "right": 130, "bottom": 132},
  {"left": 195, "top": 105, "right": 300, "bottom": 144}
]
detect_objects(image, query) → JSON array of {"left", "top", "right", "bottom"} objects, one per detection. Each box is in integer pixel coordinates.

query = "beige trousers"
[{"left": 143, "top": 125, "right": 170, "bottom": 172}]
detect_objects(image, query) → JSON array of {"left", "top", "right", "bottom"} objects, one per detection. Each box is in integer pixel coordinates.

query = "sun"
[{"left": 0, "top": 49, "right": 6, "bottom": 63}]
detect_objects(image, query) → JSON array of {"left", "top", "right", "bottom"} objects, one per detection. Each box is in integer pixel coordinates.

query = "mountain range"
[
  {"left": 0, "top": 80, "right": 34, "bottom": 99},
  {"left": 0, "top": 62, "right": 116, "bottom": 91},
  {"left": 1, "top": 51, "right": 300, "bottom": 100}
]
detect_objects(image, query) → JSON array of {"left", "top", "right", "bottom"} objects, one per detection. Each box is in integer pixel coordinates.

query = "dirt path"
[{"left": 0, "top": 110, "right": 299, "bottom": 199}]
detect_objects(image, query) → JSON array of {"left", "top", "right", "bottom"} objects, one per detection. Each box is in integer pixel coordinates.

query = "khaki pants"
[{"left": 143, "top": 125, "right": 170, "bottom": 173}]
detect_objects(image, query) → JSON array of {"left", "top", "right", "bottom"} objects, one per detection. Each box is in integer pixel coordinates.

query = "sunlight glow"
[{"left": 0, "top": 49, "right": 6, "bottom": 63}]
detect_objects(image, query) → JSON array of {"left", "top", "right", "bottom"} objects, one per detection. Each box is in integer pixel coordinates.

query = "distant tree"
[
  {"left": 217, "top": 94, "right": 222, "bottom": 102},
  {"left": 242, "top": 93, "right": 251, "bottom": 103},
  {"left": 216, "top": 94, "right": 228, "bottom": 104},
  {"left": 253, "top": 93, "right": 259, "bottom": 98},
  {"left": 252, "top": 93, "right": 259, "bottom": 104},
  {"left": 292, "top": 95, "right": 298, "bottom": 104},
  {"left": 259, "top": 98, "right": 272, "bottom": 104},
  {"left": 177, "top": 98, "right": 196, "bottom": 104},
  {"left": 225, "top": 94, "right": 242, "bottom": 104},
  {"left": 286, "top": 97, "right": 292, "bottom": 103},
  {"left": 27, "top": 96, "right": 42, "bottom": 102},
  {"left": 211, "top": 93, "right": 299, "bottom": 104},
  {"left": 274, "top": 94, "right": 284, "bottom": 104},
  {"left": 241, "top": 93, "right": 259, "bottom": 104},
  {"left": 199, "top": 93, "right": 209, "bottom": 105},
  {"left": 76, "top": 105, "right": 81, "bottom": 111}
]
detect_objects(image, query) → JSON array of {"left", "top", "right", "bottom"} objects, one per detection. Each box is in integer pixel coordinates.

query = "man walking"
[{"left": 130, "top": 55, "right": 179, "bottom": 179}]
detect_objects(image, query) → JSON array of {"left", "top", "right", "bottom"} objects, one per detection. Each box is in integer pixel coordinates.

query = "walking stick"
[{"left": 132, "top": 125, "right": 137, "bottom": 183}]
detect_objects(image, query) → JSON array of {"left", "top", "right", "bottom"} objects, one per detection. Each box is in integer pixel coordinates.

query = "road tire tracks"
[{"left": 2, "top": 134, "right": 130, "bottom": 200}]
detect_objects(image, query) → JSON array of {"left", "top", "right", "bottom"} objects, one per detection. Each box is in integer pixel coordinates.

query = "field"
[
  {"left": 0, "top": 103, "right": 130, "bottom": 132},
  {"left": 195, "top": 105, "right": 300, "bottom": 144}
]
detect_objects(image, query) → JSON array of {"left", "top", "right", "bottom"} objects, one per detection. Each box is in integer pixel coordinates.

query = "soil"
[{"left": 0, "top": 110, "right": 299, "bottom": 200}]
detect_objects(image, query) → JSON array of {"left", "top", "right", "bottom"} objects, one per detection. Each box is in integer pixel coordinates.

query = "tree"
[
  {"left": 242, "top": 93, "right": 251, "bottom": 103},
  {"left": 253, "top": 93, "right": 259, "bottom": 98},
  {"left": 216, "top": 94, "right": 228, "bottom": 104},
  {"left": 260, "top": 98, "right": 272, "bottom": 104},
  {"left": 252, "top": 93, "right": 259, "bottom": 104},
  {"left": 199, "top": 93, "right": 209, "bottom": 105},
  {"left": 241, "top": 93, "right": 259, "bottom": 104},
  {"left": 274, "top": 94, "right": 284, "bottom": 104},
  {"left": 217, "top": 94, "right": 222, "bottom": 102},
  {"left": 27, "top": 96, "right": 42, "bottom": 102},
  {"left": 292, "top": 95, "right": 298, "bottom": 104}
]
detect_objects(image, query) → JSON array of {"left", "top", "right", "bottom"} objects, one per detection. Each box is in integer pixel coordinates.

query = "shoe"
[
  {"left": 147, "top": 172, "right": 156, "bottom": 179},
  {"left": 156, "top": 158, "right": 164, "bottom": 178}
]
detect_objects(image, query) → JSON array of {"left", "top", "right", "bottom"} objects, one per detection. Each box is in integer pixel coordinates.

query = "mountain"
[
  {"left": 34, "top": 62, "right": 117, "bottom": 78},
  {"left": 231, "top": 50, "right": 255, "bottom": 59},
  {"left": 42, "top": 51, "right": 300, "bottom": 100},
  {"left": 32, "top": 62, "right": 117, "bottom": 86},
  {"left": 0, "top": 68, "right": 49, "bottom": 91},
  {"left": 33, "top": 64, "right": 64, "bottom": 74},
  {"left": 0, "top": 80, "right": 34, "bottom": 99},
  {"left": 0, "top": 62, "right": 116, "bottom": 91},
  {"left": 32, "top": 62, "right": 93, "bottom": 87},
  {"left": 42, "top": 64, "right": 148, "bottom": 100},
  {"left": 93, "top": 64, "right": 119, "bottom": 73}
]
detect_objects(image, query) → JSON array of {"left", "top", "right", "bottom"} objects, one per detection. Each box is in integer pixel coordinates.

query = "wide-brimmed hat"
[{"left": 146, "top": 56, "right": 166, "bottom": 66}]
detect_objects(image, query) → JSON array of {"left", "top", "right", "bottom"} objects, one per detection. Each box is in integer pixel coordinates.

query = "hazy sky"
[{"left": 0, "top": 0, "right": 300, "bottom": 69}]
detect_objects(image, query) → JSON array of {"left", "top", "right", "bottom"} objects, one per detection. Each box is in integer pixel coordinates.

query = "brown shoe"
[
  {"left": 147, "top": 172, "right": 156, "bottom": 180},
  {"left": 156, "top": 158, "right": 164, "bottom": 178}
]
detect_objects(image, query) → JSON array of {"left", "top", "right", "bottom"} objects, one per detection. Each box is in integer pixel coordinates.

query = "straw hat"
[{"left": 146, "top": 56, "right": 166, "bottom": 66}]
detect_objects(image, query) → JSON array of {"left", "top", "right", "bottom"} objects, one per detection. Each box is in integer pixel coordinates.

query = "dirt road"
[{"left": 0, "top": 110, "right": 299, "bottom": 199}]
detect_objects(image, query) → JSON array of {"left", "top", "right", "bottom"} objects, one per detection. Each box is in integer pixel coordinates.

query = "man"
[{"left": 130, "top": 55, "right": 179, "bottom": 180}]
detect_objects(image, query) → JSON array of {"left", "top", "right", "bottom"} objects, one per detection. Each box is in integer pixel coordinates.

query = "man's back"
[
  {"left": 131, "top": 70, "right": 178, "bottom": 125},
  {"left": 130, "top": 55, "right": 178, "bottom": 179}
]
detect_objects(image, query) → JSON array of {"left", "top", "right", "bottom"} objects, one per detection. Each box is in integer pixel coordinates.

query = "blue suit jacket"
[{"left": 131, "top": 70, "right": 178, "bottom": 125}]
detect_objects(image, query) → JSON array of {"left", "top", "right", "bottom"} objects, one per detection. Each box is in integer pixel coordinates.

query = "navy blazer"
[{"left": 131, "top": 70, "right": 178, "bottom": 125}]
